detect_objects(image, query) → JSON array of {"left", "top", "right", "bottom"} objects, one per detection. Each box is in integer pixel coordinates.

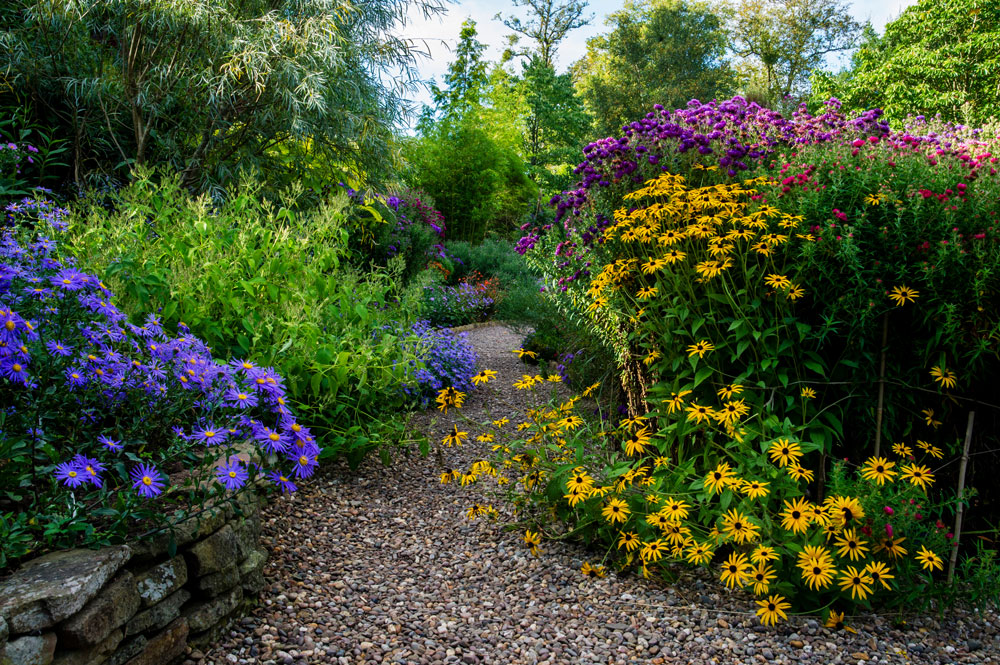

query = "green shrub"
[{"left": 66, "top": 170, "right": 426, "bottom": 466}]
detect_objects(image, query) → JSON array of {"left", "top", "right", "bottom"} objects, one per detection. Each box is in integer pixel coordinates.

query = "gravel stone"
[{"left": 193, "top": 324, "right": 1000, "bottom": 665}]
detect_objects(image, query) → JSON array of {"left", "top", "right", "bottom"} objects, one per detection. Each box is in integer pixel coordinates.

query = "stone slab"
[
  {"left": 133, "top": 557, "right": 187, "bottom": 609},
  {"left": 104, "top": 637, "right": 145, "bottom": 665},
  {"left": 186, "top": 525, "right": 238, "bottom": 577},
  {"left": 0, "top": 547, "right": 131, "bottom": 633},
  {"left": 183, "top": 587, "right": 241, "bottom": 634},
  {"left": 4, "top": 634, "right": 56, "bottom": 665},
  {"left": 195, "top": 567, "right": 239, "bottom": 597},
  {"left": 125, "top": 590, "right": 190, "bottom": 637},
  {"left": 51, "top": 628, "right": 122, "bottom": 665},
  {"left": 238, "top": 550, "right": 267, "bottom": 596},
  {"left": 59, "top": 573, "right": 140, "bottom": 648},
  {"left": 122, "top": 618, "right": 187, "bottom": 665}
]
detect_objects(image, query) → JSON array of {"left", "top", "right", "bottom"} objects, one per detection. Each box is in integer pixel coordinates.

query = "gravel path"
[{"left": 194, "top": 324, "right": 1000, "bottom": 665}]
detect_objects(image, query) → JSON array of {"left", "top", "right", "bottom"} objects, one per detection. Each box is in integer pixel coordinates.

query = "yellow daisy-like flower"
[
  {"left": 780, "top": 497, "right": 812, "bottom": 534},
  {"left": 661, "top": 498, "right": 690, "bottom": 521},
  {"left": 751, "top": 563, "right": 777, "bottom": 596},
  {"left": 704, "top": 462, "right": 736, "bottom": 495},
  {"left": 636, "top": 286, "right": 658, "bottom": 300},
  {"left": 617, "top": 530, "right": 640, "bottom": 552},
  {"left": 602, "top": 497, "right": 631, "bottom": 524},
  {"left": 717, "top": 383, "right": 743, "bottom": 399},
  {"left": 470, "top": 369, "right": 498, "bottom": 385},
  {"left": 786, "top": 284, "right": 806, "bottom": 300},
  {"left": 825, "top": 610, "right": 857, "bottom": 633},
  {"left": 686, "top": 541, "right": 714, "bottom": 565},
  {"left": 864, "top": 193, "right": 884, "bottom": 206},
  {"left": 581, "top": 562, "right": 606, "bottom": 578},
  {"left": 916, "top": 440, "right": 944, "bottom": 459},
  {"left": 512, "top": 347, "right": 538, "bottom": 359},
  {"left": 887, "top": 285, "right": 919, "bottom": 306},
  {"left": 643, "top": 350, "right": 662, "bottom": 366},
  {"left": 891, "top": 442, "right": 913, "bottom": 457},
  {"left": 750, "top": 545, "right": 778, "bottom": 565},
  {"left": 900, "top": 463, "right": 935, "bottom": 491},
  {"left": 523, "top": 530, "right": 541, "bottom": 556},
  {"left": 715, "top": 399, "right": 750, "bottom": 426},
  {"left": 826, "top": 495, "right": 865, "bottom": 525},
  {"left": 834, "top": 528, "right": 870, "bottom": 561},
  {"left": 767, "top": 439, "right": 803, "bottom": 467},
  {"left": 640, "top": 538, "right": 667, "bottom": 563},
  {"left": 787, "top": 464, "right": 814, "bottom": 482},
  {"left": 764, "top": 273, "right": 792, "bottom": 289},
  {"left": 921, "top": 408, "right": 942, "bottom": 428},
  {"left": 929, "top": 365, "right": 958, "bottom": 389},
  {"left": 860, "top": 456, "right": 897, "bottom": 485},
  {"left": 915, "top": 545, "right": 944, "bottom": 572},
  {"left": 441, "top": 425, "right": 468, "bottom": 447},
  {"left": 663, "top": 248, "right": 687, "bottom": 264},
  {"left": 741, "top": 479, "right": 770, "bottom": 500},
  {"left": 875, "top": 536, "right": 908, "bottom": 560},
  {"left": 686, "top": 340, "right": 715, "bottom": 358},
  {"left": 800, "top": 386, "right": 817, "bottom": 399},
  {"left": 664, "top": 389, "right": 692, "bottom": 413},
  {"left": 685, "top": 402, "right": 716, "bottom": 424},
  {"left": 864, "top": 561, "right": 894, "bottom": 590},
  {"left": 720, "top": 552, "right": 751, "bottom": 589},
  {"left": 838, "top": 566, "right": 873, "bottom": 600},
  {"left": 721, "top": 508, "right": 759, "bottom": 544}
]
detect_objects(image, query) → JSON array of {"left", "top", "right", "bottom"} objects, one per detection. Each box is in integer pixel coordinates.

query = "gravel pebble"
[{"left": 197, "top": 324, "right": 1000, "bottom": 665}]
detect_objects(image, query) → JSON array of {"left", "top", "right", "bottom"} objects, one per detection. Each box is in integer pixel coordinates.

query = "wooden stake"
[
  {"left": 873, "top": 313, "right": 889, "bottom": 457},
  {"left": 947, "top": 411, "right": 975, "bottom": 585}
]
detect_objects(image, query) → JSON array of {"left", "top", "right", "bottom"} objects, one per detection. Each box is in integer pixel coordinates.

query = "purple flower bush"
[
  {"left": 0, "top": 199, "right": 315, "bottom": 566},
  {"left": 518, "top": 97, "right": 890, "bottom": 261},
  {"left": 399, "top": 320, "right": 477, "bottom": 405},
  {"left": 419, "top": 282, "right": 495, "bottom": 328}
]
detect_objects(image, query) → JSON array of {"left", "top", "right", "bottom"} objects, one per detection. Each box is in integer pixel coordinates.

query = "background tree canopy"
[
  {"left": 0, "top": 0, "right": 447, "bottom": 192},
  {"left": 809, "top": 0, "right": 1000, "bottom": 126}
]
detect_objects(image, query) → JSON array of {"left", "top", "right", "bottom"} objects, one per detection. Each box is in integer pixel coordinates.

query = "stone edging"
[{"left": 0, "top": 491, "right": 266, "bottom": 665}]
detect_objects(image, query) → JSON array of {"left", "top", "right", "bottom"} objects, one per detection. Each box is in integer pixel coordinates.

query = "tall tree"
[
  {"left": 497, "top": 0, "right": 593, "bottom": 68},
  {"left": 1, "top": 0, "right": 446, "bottom": 190},
  {"left": 426, "top": 19, "right": 489, "bottom": 123},
  {"left": 719, "top": 0, "right": 861, "bottom": 104},
  {"left": 572, "top": 0, "right": 733, "bottom": 137},
  {"left": 810, "top": 0, "right": 1000, "bottom": 126}
]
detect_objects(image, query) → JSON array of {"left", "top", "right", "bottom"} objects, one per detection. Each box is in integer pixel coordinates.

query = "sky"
[{"left": 398, "top": 0, "right": 918, "bottom": 115}]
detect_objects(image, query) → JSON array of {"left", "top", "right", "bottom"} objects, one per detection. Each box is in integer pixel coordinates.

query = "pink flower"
[
  {"left": 884, "top": 506, "right": 894, "bottom": 516},
  {"left": 885, "top": 523, "right": 894, "bottom": 539},
  {"left": 851, "top": 139, "right": 865, "bottom": 148}
]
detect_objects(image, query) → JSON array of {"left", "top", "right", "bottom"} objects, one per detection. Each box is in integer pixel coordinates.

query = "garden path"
[{"left": 196, "top": 325, "right": 998, "bottom": 665}]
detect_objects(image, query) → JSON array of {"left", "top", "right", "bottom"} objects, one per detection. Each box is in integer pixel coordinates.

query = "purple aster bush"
[
  {"left": 0, "top": 201, "right": 317, "bottom": 567},
  {"left": 419, "top": 282, "right": 495, "bottom": 328},
  {"left": 396, "top": 320, "right": 477, "bottom": 406}
]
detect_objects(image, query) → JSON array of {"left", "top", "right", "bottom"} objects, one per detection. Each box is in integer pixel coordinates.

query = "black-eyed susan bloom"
[
  {"left": 721, "top": 508, "right": 759, "bottom": 544},
  {"left": 800, "top": 386, "right": 816, "bottom": 399},
  {"left": 512, "top": 347, "right": 538, "bottom": 359},
  {"left": 636, "top": 286, "right": 658, "bottom": 300},
  {"left": 900, "top": 463, "right": 935, "bottom": 491},
  {"left": 787, "top": 464, "right": 814, "bottom": 483},
  {"left": 827, "top": 495, "right": 865, "bottom": 525},
  {"left": 767, "top": 438, "right": 803, "bottom": 467},
  {"left": 929, "top": 365, "right": 958, "bottom": 389},
  {"left": 860, "top": 456, "right": 897, "bottom": 485},
  {"left": 686, "top": 339, "right": 715, "bottom": 358},
  {"left": 640, "top": 538, "right": 667, "bottom": 563},
  {"left": 916, "top": 545, "right": 944, "bottom": 572},
  {"left": 741, "top": 479, "right": 770, "bottom": 500},
  {"left": 686, "top": 541, "right": 714, "bottom": 565},
  {"left": 864, "top": 561, "right": 894, "bottom": 590},
  {"left": 442, "top": 426, "right": 468, "bottom": 447},
  {"left": 751, "top": 563, "right": 777, "bottom": 595},
  {"left": 764, "top": 273, "right": 792, "bottom": 289},
  {"left": 755, "top": 595, "right": 790, "bottom": 626},
  {"left": 875, "top": 536, "right": 908, "bottom": 560},
  {"left": 470, "top": 369, "right": 498, "bottom": 386},
  {"left": 664, "top": 389, "right": 691, "bottom": 413},
  {"left": 780, "top": 497, "right": 812, "bottom": 534},
  {"left": 838, "top": 566, "right": 873, "bottom": 600},
  {"left": 751, "top": 545, "right": 778, "bottom": 565},
  {"left": 686, "top": 401, "right": 716, "bottom": 424},
  {"left": 602, "top": 497, "right": 630, "bottom": 524},
  {"left": 704, "top": 462, "right": 736, "bottom": 494},
  {"left": 824, "top": 610, "right": 857, "bottom": 633},
  {"left": 581, "top": 562, "right": 606, "bottom": 578},
  {"left": 523, "top": 530, "right": 541, "bottom": 556},
  {"left": 662, "top": 498, "right": 690, "bottom": 521},
  {"left": 887, "top": 285, "right": 919, "bottom": 306},
  {"left": 891, "top": 442, "right": 913, "bottom": 457},
  {"left": 921, "top": 408, "right": 942, "bottom": 428},
  {"left": 834, "top": 528, "right": 870, "bottom": 561},
  {"left": 617, "top": 530, "right": 640, "bottom": 552},
  {"left": 720, "top": 552, "right": 752, "bottom": 589}
]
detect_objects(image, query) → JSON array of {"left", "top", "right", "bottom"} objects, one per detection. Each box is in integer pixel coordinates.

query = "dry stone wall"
[{"left": 0, "top": 491, "right": 266, "bottom": 665}]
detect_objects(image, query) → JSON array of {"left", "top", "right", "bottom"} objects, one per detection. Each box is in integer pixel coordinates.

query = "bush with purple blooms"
[
  {"left": 399, "top": 320, "right": 477, "bottom": 405},
  {"left": 0, "top": 200, "right": 316, "bottom": 570},
  {"left": 419, "top": 281, "right": 495, "bottom": 328}
]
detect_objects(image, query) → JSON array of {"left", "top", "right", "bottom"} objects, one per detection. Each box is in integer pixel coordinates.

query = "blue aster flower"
[
  {"left": 130, "top": 463, "right": 165, "bottom": 498},
  {"left": 216, "top": 460, "right": 249, "bottom": 491},
  {"left": 54, "top": 460, "right": 87, "bottom": 488}
]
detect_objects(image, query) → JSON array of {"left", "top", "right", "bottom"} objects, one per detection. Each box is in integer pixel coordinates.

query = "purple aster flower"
[
  {"left": 130, "top": 463, "right": 165, "bottom": 498},
  {"left": 54, "top": 460, "right": 87, "bottom": 488},
  {"left": 74, "top": 454, "right": 105, "bottom": 487},
  {"left": 50, "top": 268, "right": 88, "bottom": 291},
  {"left": 216, "top": 460, "right": 249, "bottom": 491},
  {"left": 65, "top": 366, "right": 87, "bottom": 389},
  {"left": 98, "top": 435, "right": 123, "bottom": 452},
  {"left": 229, "top": 358, "right": 257, "bottom": 374},
  {"left": 224, "top": 386, "right": 259, "bottom": 409},
  {"left": 191, "top": 424, "right": 228, "bottom": 446},
  {"left": 254, "top": 425, "right": 288, "bottom": 454},
  {"left": 0, "top": 306, "right": 24, "bottom": 343},
  {"left": 268, "top": 470, "right": 297, "bottom": 493},
  {"left": 0, "top": 357, "right": 29, "bottom": 385},
  {"left": 45, "top": 339, "right": 73, "bottom": 357},
  {"left": 290, "top": 451, "right": 319, "bottom": 479}
]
